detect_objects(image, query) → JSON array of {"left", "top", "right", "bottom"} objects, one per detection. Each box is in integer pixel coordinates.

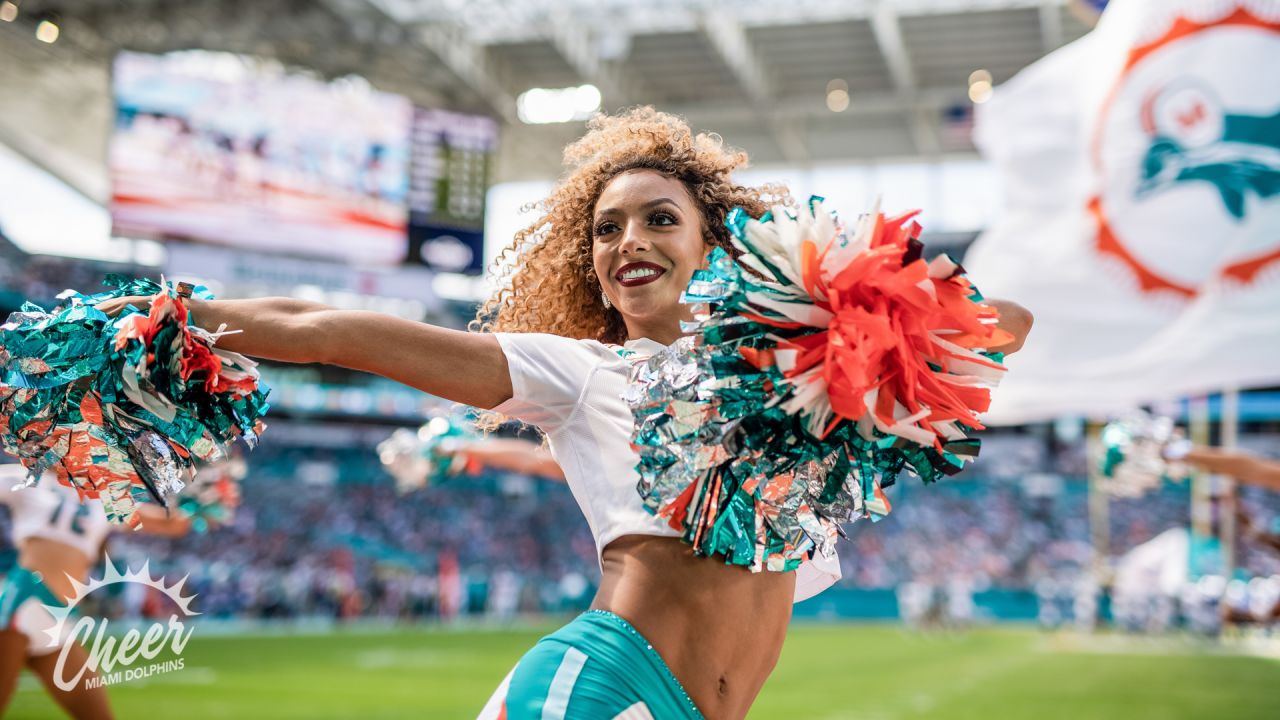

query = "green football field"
[{"left": 7, "top": 623, "right": 1278, "bottom": 719}]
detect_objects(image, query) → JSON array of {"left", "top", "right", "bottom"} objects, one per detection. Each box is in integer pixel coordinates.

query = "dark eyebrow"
[
  {"left": 641, "top": 197, "right": 680, "bottom": 210},
  {"left": 594, "top": 197, "right": 682, "bottom": 219}
]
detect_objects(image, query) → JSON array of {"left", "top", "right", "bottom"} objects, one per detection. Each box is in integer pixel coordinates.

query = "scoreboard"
[{"left": 408, "top": 108, "right": 499, "bottom": 275}]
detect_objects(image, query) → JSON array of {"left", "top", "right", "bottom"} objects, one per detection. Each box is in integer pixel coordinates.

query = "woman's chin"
[
  {"left": 617, "top": 291, "right": 678, "bottom": 313},
  {"left": 613, "top": 286, "right": 665, "bottom": 310}
]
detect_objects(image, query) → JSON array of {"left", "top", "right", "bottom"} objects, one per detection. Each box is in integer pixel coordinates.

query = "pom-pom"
[
  {"left": 377, "top": 414, "right": 477, "bottom": 494},
  {"left": 627, "top": 199, "right": 1007, "bottom": 572},
  {"left": 1099, "top": 412, "right": 1190, "bottom": 497},
  {"left": 0, "top": 276, "right": 269, "bottom": 527}
]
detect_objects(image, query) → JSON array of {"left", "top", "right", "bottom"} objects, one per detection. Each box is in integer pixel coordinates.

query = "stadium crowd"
[{"left": 2, "top": 432, "right": 1276, "bottom": 626}]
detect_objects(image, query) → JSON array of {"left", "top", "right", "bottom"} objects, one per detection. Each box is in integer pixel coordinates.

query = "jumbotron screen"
[{"left": 109, "top": 51, "right": 412, "bottom": 266}]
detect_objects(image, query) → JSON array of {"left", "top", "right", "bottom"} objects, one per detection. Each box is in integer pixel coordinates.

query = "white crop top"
[
  {"left": 493, "top": 333, "right": 840, "bottom": 603},
  {"left": 0, "top": 465, "right": 112, "bottom": 559}
]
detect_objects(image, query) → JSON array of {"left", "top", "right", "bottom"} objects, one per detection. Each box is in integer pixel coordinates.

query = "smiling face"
[{"left": 591, "top": 169, "right": 710, "bottom": 344}]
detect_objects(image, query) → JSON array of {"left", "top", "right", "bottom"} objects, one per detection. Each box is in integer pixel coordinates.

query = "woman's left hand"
[{"left": 985, "top": 299, "right": 1033, "bottom": 355}]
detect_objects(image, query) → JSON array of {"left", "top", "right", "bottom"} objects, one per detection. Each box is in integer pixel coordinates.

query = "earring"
[{"left": 601, "top": 292, "right": 612, "bottom": 309}]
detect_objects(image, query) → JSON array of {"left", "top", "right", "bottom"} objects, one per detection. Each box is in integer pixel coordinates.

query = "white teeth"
[{"left": 620, "top": 267, "right": 660, "bottom": 281}]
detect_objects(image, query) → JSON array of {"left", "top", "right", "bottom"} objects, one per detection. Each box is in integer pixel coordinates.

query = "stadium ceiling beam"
[
  {"left": 1038, "top": 0, "right": 1065, "bottom": 54},
  {"left": 699, "top": 8, "right": 809, "bottom": 164},
  {"left": 545, "top": 12, "right": 642, "bottom": 112},
  {"left": 0, "top": 109, "right": 108, "bottom": 204},
  {"left": 330, "top": 0, "right": 518, "bottom": 123},
  {"left": 389, "top": 0, "right": 1064, "bottom": 46},
  {"left": 869, "top": 0, "right": 940, "bottom": 158},
  {"left": 0, "top": 24, "right": 109, "bottom": 202},
  {"left": 667, "top": 87, "right": 960, "bottom": 127},
  {"left": 415, "top": 23, "right": 520, "bottom": 124}
]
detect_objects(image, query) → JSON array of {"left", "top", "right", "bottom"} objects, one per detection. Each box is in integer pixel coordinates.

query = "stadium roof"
[{"left": 0, "top": 0, "right": 1092, "bottom": 198}]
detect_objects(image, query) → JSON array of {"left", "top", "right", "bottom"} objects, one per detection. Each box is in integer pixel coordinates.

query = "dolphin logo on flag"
[{"left": 1137, "top": 81, "right": 1280, "bottom": 220}]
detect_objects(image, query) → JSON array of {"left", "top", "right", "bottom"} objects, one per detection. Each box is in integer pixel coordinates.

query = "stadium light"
[
  {"left": 517, "top": 84, "right": 601, "bottom": 124},
  {"left": 968, "top": 79, "right": 993, "bottom": 104},
  {"left": 826, "top": 88, "right": 850, "bottom": 113},
  {"left": 968, "top": 68, "right": 994, "bottom": 104},
  {"left": 420, "top": 416, "right": 451, "bottom": 439},
  {"left": 35, "top": 18, "right": 58, "bottom": 43},
  {"left": 0, "top": 2, "right": 18, "bottom": 23}
]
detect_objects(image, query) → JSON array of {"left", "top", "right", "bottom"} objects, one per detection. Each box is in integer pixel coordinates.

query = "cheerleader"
[{"left": 100, "top": 108, "right": 1032, "bottom": 719}]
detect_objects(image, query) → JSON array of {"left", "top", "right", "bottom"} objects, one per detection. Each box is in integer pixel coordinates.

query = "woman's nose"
[{"left": 618, "top": 224, "right": 650, "bottom": 255}]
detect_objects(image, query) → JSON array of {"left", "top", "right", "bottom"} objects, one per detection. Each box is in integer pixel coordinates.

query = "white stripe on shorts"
[
  {"left": 541, "top": 647, "right": 588, "bottom": 720},
  {"left": 611, "top": 701, "right": 656, "bottom": 720}
]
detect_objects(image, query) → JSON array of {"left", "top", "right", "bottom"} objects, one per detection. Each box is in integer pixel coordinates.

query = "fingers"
[{"left": 96, "top": 296, "right": 151, "bottom": 318}]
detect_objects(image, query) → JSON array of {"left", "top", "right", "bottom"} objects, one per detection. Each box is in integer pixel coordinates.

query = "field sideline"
[{"left": 8, "top": 623, "right": 1278, "bottom": 719}]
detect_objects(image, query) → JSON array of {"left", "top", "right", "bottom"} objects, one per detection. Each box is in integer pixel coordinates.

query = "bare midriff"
[
  {"left": 18, "top": 538, "right": 93, "bottom": 602},
  {"left": 591, "top": 535, "right": 795, "bottom": 720}
]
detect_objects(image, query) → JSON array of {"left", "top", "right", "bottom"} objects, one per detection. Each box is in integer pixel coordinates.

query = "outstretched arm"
[
  {"left": 456, "top": 438, "right": 566, "bottom": 482},
  {"left": 97, "top": 296, "right": 514, "bottom": 410},
  {"left": 1184, "top": 446, "right": 1280, "bottom": 491},
  {"left": 133, "top": 503, "right": 194, "bottom": 537},
  {"left": 1238, "top": 511, "right": 1280, "bottom": 555}
]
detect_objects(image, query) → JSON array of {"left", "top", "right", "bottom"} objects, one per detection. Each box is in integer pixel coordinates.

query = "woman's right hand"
[{"left": 95, "top": 295, "right": 154, "bottom": 318}]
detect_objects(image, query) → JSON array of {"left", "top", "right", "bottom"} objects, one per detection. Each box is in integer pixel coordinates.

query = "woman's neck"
[{"left": 624, "top": 319, "right": 686, "bottom": 346}]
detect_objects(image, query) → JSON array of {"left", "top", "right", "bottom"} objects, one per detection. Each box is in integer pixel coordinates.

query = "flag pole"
[
  {"left": 1220, "top": 387, "right": 1240, "bottom": 582},
  {"left": 1086, "top": 420, "right": 1109, "bottom": 611}
]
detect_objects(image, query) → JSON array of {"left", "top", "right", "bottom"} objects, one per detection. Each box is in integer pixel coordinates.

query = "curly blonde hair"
[{"left": 470, "top": 107, "right": 787, "bottom": 345}]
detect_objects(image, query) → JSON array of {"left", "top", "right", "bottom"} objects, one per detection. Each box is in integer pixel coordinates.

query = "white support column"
[
  {"left": 1221, "top": 387, "right": 1240, "bottom": 585},
  {"left": 1038, "top": 0, "right": 1065, "bottom": 54}
]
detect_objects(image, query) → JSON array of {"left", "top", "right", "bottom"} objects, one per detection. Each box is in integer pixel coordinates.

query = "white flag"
[{"left": 966, "top": 0, "right": 1280, "bottom": 425}]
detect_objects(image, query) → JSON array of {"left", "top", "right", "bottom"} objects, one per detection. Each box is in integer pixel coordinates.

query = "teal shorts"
[
  {"left": 0, "top": 566, "right": 67, "bottom": 655},
  {"left": 491, "top": 610, "right": 703, "bottom": 720},
  {"left": 0, "top": 566, "right": 59, "bottom": 630}
]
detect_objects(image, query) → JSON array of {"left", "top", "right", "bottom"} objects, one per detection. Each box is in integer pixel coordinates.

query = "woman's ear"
[
  {"left": 700, "top": 239, "right": 717, "bottom": 269},
  {"left": 702, "top": 223, "right": 721, "bottom": 249}
]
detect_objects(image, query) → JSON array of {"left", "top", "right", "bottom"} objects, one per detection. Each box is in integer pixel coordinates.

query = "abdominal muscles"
[{"left": 592, "top": 535, "right": 796, "bottom": 720}]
